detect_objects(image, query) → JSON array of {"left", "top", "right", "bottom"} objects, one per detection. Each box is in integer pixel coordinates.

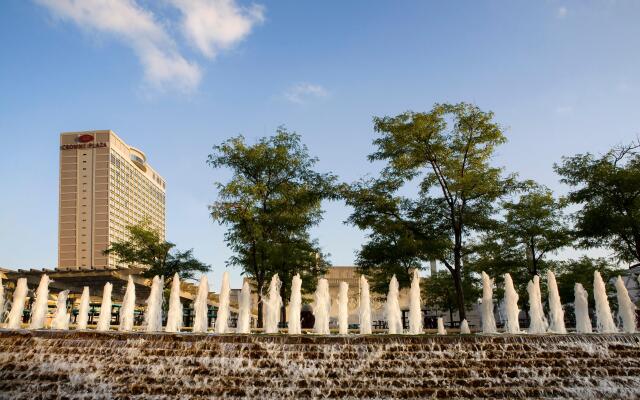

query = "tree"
[
  {"left": 343, "top": 103, "right": 516, "bottom": 320},
  {"left": 554, "top": 257, "right": 621, "bottom": 308},
  {"left": 104, "top": 221, "right": 210, "bottom": 281},
  {"left": 208, "top": 128, "right": 336, "bottom": 327},
  {"left": 555, "top": 140, "right": 640, "bottom": 265},
  {"left": 423, "top": 269, "right": 480, "bottom": 327}
]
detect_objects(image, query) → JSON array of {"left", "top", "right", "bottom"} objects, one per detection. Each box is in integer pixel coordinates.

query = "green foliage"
[
  {"left": 555, "top": 140, "right": 640, "bottom": 264},
  {"left": 554, "top": 257, "right": 622, "bottom": 308},
  {"left": 422, "top": 270, "right": 480, "bottom": 318}
]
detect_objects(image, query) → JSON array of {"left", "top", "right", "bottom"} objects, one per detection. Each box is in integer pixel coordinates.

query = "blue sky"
[{"left": 1, "top": 0, "right": 639, "bottom": 289}]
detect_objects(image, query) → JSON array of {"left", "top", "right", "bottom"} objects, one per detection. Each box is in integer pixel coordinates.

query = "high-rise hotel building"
[{"left": 58, "top": 130, "right": 166, "bottom": 270}]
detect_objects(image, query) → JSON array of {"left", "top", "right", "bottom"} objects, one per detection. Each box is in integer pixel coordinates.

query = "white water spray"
[
  {"left": 437, "top": 317, "right": 446, "bottom": 335},
  {"left": 237, "top": 281, "right": 252, "bottom": 334},
  {"left": 50, "top": 290, "right": 70, "bottom": 330},
  {"left": 547, "top": 270, "right": 566, "bottom": 333},
  {"left": 615, "top": 275, "right": 636, "bottom": 333},
  {"left": 0, "top": 278, "right": 5, "bottom": 324},
  {"left": 6, "top": 278, "right": 27, "bottom": 329},
  {"left": 215, "top": 271, "right": 231, "bottom": 333},
  {"left": 386, "top": 275, "right": 403, "bottom": 334},
  {"left": 527, "top": 275, "right": 547, "bottom": 334},
  {"left": 503, "top": 273, "right": 520, "bottom": 333},
  {"left": 359, "top": 275, "right": 372, "bottom": 334},
  {"left": 313, "top": 278, "right": 331, "bottom": 334},
  {"left": 119, "top": 276, "right": 136, "bottom": 332},
  {"left": 574, "top": 283, "right": 592, "bottom": 333},
  {"left": 288, "top": 274, "right": 302, "bottom": 334},
  {"left": 460, "top": 319, "right": 471, "bottom": 334},
  {"left": 409, "top": 270, "right": 422, "bottom": 334},
  {"left": 338, "top": 281, "right": 349, "bottom": 334},
  {"left": 96, "top": 283, "right": 112, "bottom": 331},
  {"left": 193, "top": 275, "right": 209, "bottom": 333},
  {"left": 29, "top": 274, "right": 50, "bottom": 329},
  {"left": 165, "top": 273, "right": 182, "bottom": 333},
  {"left": 480, "top": 272, "right": 497, "bottom": 334},
  {"left": 264, "top": 274, "right": 282, "bottom": 334},
  {"left": 145, "top": 276, "right": 164, "bottom": 332},
  {"left": 76, "top": 287, "right": 90, "bottom": 330},
  {"left": 593, "top": 271, "right": 616, "bottom": 333}
]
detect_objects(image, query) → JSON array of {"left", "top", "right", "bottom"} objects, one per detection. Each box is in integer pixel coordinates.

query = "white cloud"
[
  {"left": 556, "top": 6, "right": 568, "bottom": 19},
  {"left": 283, "top": 83, "right": 329, "bottom": 104},
  {"left": 168, "top": 0, "right": 264, "bottom": 59}
]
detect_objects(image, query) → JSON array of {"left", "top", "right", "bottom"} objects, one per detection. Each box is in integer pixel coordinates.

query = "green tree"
[
  {"left": 423, "top": 269, "right": 480, "bottom": 327},
  {"left": 555, "top": 140, "right": 640, "bottom": 265},
  {"left": 208, "top": 128, "right": 336, "bottom": 327},
  {"left": 104, "top": 221, "right": 210, "bottom": 281},
  {"left": 554, "top": 257, "right": 622, "bottom": 308},
  {"left": 343, "top": 103, "right": 516, "bottom": 320}
]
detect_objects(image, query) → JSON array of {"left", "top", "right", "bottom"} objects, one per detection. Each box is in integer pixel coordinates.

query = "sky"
[{"left": 1, "top": 0, "right": 639, "bottom": 289}]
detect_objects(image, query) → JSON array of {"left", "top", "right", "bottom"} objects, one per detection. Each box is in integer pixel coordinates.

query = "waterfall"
[
  {"left": 215, "top": 272, "right": 231, "bottom": 333},
  {"left": 50, "top": 290, "right": 70, "bottom": 330},
  {"left": 408, "top": 270, "right": 423, "bottom": 334},
  {"left": 437, "top": 317, "right": 447, "bottom": 335},
  {"left": 288, "top": 274, "right": 302, "bottom": 335},
  {"left": 547, "top": 270, "right": 566, "bottom": 333},
  {"left": 165, "top": 273, "right": 182, "bottom": 333},
  {"left": 237, "top": 281, "right": 251, "bottom": 334},
  {"left": 29, "top": 274, "right": 50, "bottom": 329},
  {"left": 593, "top": 271, "right": 616, "bottom": 333},
  {"left": 119, "top": 276, "right": 136, "bottom": 332},
  {"left": 359, "top": 275, "right": 372, "bottom": 334},
  {"left": 76, "top": 287, "right": 90, "bottom": 330},
  {"left": 264, "top": 274, "right": 282, "bottom": 334},
  {"left": 338, "top": 281, "right": 349, "bottom": 335},
  {"left": 480, "top": 272, "right": 497, "bottom": 334},
  {"left": 313, "top": 278, "right": 331, "bottom": 335},
  {"left": 614, "top": 276, "right": 636, "bottom": 333},
  {"left": 145, "top": 276, "right": 164, "bottom": 332},
  {"left": 503, "top": 273, "right": 521, "bottom": 333},
  {"left": 96, "top": 283, "right": 113, "bottom": 331},
  {"left": 574, "top": 283, "right": 592, "bottom": 333},
  {"left": 193, "top": 275, "right": 210, "bottom": 333},
  {"left": 6, "top": 278, "right": 27, "bottom": 329},
  {"left": 527, "top": 275, "right": 548, "bottom": 334},
  {"left": 460, "top": 319, "right": 471, "bottom": 334},
  {"left": 386, "top": 275, "right": 403, "bottom": 334}
]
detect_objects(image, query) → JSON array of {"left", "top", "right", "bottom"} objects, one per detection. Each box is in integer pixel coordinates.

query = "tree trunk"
[
  {"left": 452, "top": 267, "right": 466, "bottom": 321},
  {"left": 256, "top": 280, "right": 264, "bottom": 329},
  {"left": 279, "top": 280, "right": 287, "bottom": 328}
]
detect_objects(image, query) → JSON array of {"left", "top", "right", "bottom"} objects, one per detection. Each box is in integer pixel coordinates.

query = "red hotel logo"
[{"left": 77, "top": 134, "right": 94, "bottom": 143}]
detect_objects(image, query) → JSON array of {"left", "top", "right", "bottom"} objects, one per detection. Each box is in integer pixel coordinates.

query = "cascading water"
[
  {"left": 96, "top": 283, "right": 113, "bottom": 332},
  {"left": 165, "top": 273, "right": 182, "bottom": 333},
  {"left": 503, "top": 273, "right": 521, "bottom": 333},
  {"left": 338, "top": 281, "right": 349, "bottom": 334},
  {"left": 527, "top": 275, "right": 548, "bottom": 334},
  {"left": 460, "top": 319, "right": 471, "bottom": 334},
  {"left": 50, "top": 290, "right": 70, "bottom": 330},
  {"left": 119, "top": 276, "right": 135, "bottom": 332},
  {"left": 237, "top": 281, "right": 251, "bottom": 334},
  {"left": 594, "top": 271, "right": 616, "bottom": 333},
  {"left": 408, "top": 269, "right": 422, "bottom": 334},
  {"left": 215, "top": 271, "right": 231, "bottom": 333},
  {"left": 480, "top": 272, "right": 497, "bottom": 334},
  {"left": 359, "top": 275, "right": 372, "bottom": 334},
  {"left": 547, "top": 270, "right": 567, "bottom": 333},
  {"left": 615, "top": 275, "right": 636, "bottom": 333},
  {"left": 76, "top": 286, "right": 90, "bottom": 330},
  {"left": 6, "top": 278, "right": 27, "bottom": 329},
  {"left": 288, "top": 274, "right": 302, "bottom": 335},
  {"left": 145, "top": 276, "right": 164, "bottom": 332},
  {"left": 313, "top": 278, "right": 331, "bottom": 335},
  {"left": 29, "top": 274, "right": 50, "bottom": 329},
  {"left": 437, "top": 317, "right": 446, "bottom": 335},
  {"left": 193, "top": 275, "right": 209, "bottom": 333},
  {"left": 386, "top": 275, "right": 403, "bottom": 334},
  {"left": 264, "top": 274, "right": 282, "bottom": 334},
  {"left": 574, "top": 283, "right": 592, "bottom": 333}
]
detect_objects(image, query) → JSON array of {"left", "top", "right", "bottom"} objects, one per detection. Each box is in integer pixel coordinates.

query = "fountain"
[
  {"left": 437, "top": 317, "right": 446, "bottom": 335},
  {"left": 338, "top": 281, "right": 349, "bottom": 334},
  {"left": 615, "top": 275, "right": 637, "bottom": 333},
  {"left": 165, "top": 273, "right": 182, "bottom": 333},
  {"left": 574, "top": 283, "right": 592, "bottom": 333},
  {"left": 594, "top": 271, "right": 617, "bottom": 333},
  {"left": 6, "top": 278, "right": 27, "bottom": 329},
  {"left": 460, "top": 319, "right": 471, "bottom": 334},
  {"left": 547, "top": 270, "right": 567, "bottom": 333},
  {"left": 215, "top": 271, "right": 231, "bottom": 333},
  {"left": 145, "top": 276, "right": 164, "bottom": 332},
  {"left": 96, "top": 283, "right": 113, "bottom": 332},
  {"left": 28, "top": 274, "right": 50, "bottom": 329},
  {"left": 503, "top": 273, "right": 520, "bottom": 333},
  {"left": 409, "top": 269, "right": 423, "bottom": 334},
  {"left": 527, "top": 275, "right": 548, "bottom": 334},
  {"left": 76, "top": 286, "right": 90, "bottom": 330},
  {"left": 386, "top": 275, "right": 403, "bottom": 334},
  {"left": 313, "top": 278, "right": 331, "bottom": 334},
  {"left": 359, "top": 275, "right": 372, "bottom": 335},
  {"left": 288, "top": 274, "right": 302, "bottom": 334},
  {"left": 0, "top": 278, "right": 5, "bottom": 323},
  {"left": 193, "top": 275, "right": 209, "bottom": 333},
  {"left": 119, "top": 275, "right": 136, "bottom": 332},
  {"left": 480, "top": 272, "right": 497, "bottom": 334},
  {"left": 237, "top": 281, "right": 251, "bottom": 334},
  {"left": 50, "top": 290, "right": 70, "bottom": 330},
  {"left": 264, "top": 274, "right": 282, "bottom": 334}
]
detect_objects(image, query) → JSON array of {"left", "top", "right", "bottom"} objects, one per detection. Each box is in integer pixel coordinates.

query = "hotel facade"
[{"left": 58, "top": 130, "right": 166, "bottom": 270}]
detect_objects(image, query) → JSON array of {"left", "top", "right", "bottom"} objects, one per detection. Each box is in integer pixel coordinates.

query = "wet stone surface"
[{"left": 0, "top": 330, "right": 639, "bottom": 399}]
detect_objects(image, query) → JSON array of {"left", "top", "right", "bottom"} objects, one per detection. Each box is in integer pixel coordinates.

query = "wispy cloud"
[
  {"left": 556, "top": 6, "right": 568, "bottom": 19},
  {"left": 283, "top": 83, "right": 329, "bottom": 104}
]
